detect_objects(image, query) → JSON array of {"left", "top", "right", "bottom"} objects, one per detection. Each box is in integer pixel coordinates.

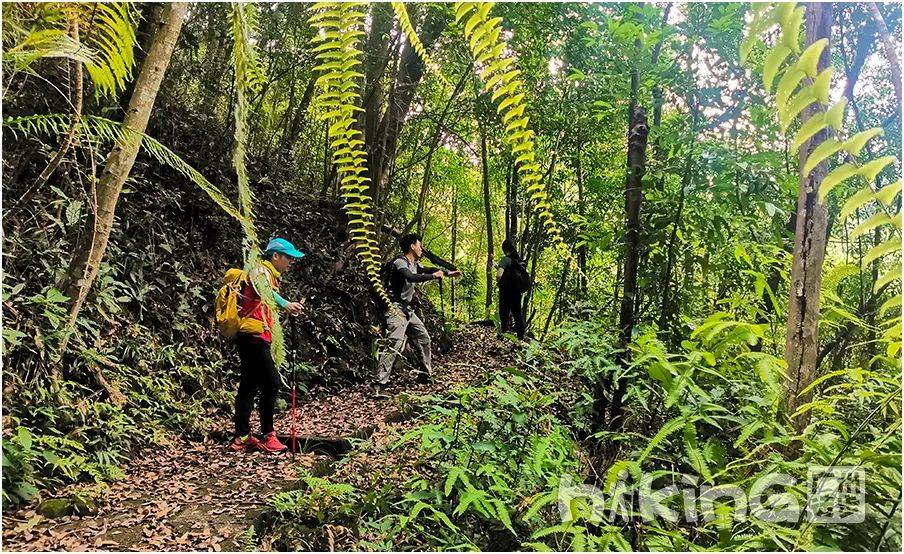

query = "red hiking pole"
[{"left": 289, "top": 316, "right": 298, "bottom": 457}]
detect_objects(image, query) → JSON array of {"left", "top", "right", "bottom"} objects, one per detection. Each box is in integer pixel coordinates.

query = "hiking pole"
[{"left": 289, "top": 316, "right": 298, "bottom": 458}]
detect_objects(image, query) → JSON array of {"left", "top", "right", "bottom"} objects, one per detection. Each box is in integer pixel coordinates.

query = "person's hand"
[
  {"left": 286, "top": 301, "right": 304, "bottom": 316},
  {"left": 445, "top": 270, "right": 462, "bottom": 278},
  {"left": 432, "top": 270, "right": 444, "bottom": 280}
]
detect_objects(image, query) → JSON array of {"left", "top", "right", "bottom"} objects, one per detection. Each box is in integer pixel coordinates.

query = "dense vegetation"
[{"left": 2, "top": 1, "right": 901, "bottom": 551}]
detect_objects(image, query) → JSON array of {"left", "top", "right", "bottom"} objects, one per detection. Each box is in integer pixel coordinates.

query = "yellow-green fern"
[
  {"left": 309, "top": 1, "right": 394, "bottom": 310},
  {"left": 232, "top": 2, "right": 286, "bottom": 365},
  {"left": 2, "top": 2, "right": 137, "bottom": 98},
  {"left": 744, "top": 3, "right": 901, "bottom": 357},
  {"left": 4, "top": 113, "right": 244, "bottom": 222},
  {"left": 453, "top": 2, "right": 582, "bottom": 279},
  {"left": 390, "top": 2, "right": 450, "bottom": 88}
]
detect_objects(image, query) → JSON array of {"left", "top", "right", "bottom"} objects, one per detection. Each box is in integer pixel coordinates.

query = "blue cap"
[{"left": 265, "top": 238, "right": 304, "bottom": 259}]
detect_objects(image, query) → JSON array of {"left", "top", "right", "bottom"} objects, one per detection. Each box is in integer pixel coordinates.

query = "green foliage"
[
  {"left": 308, "top": 1, "right": 393, "bottom": 310},
  {"left": 2, "top": 2, "right": 137, "bottom": 98}
]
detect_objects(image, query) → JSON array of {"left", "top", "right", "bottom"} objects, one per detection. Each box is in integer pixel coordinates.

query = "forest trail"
[{"left": 1, "top": 325, "right": 514, "bottom": 552}]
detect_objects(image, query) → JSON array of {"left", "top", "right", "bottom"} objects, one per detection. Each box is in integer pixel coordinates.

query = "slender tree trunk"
[
  {"left": 369, "top": 8, "right": 447, "bottom": 203},
  {"left": 451, "top": 183, "right": 458, "bottom": 317},
  {"left": 659, "top": 93, "right": 699, "bottom": 344},
  {"left": 60, "top": 3, "right": 188, "bottom": 359},
  {"left": 575, "top": 150, "right": 587, "bottom": 293},
  {"left": 479, "top": 116, "right": 494, "bottom": 319},
  {"left": 12, "top": 19, "right": 83, "bottom": 215},
  {"left": 601, "top": 47, "right": 648, "bottom": 434},
  {"left": 867, "top": 2, "right": 902, "bottom": 108},
  {"left": 415, "top": 67, "right": 471, "bottom": 234},
  {"left": 783, "top": 2, "right": 833, "bottom": 435},
  {"left": 363, "top": 2, "right": 393, "bottom": 169},
  {"left": 510, "top": 161, "right": 519, "bottom": 242}
]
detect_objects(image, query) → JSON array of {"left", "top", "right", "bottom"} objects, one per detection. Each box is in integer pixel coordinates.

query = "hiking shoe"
[
  {"left": 230, "top": 435, "right": 261, "bottom": 452},
  {"left": 415, "top": 372, "right": 435, "bottom": 385},
  {"left": 257, "top": 432, "right": 288, "bottom": 453}
]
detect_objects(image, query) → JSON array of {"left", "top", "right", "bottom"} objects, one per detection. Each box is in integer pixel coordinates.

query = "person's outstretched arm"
[{"left": 397, "top": 262, "right": 439, "bottom": 282}]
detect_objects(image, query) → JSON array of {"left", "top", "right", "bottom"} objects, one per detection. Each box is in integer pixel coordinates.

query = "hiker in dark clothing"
[
  {"left": 375, "top": 233, "right": 460, "bottom": 394},
  {"left": 496, "top": 239, "right": 528, "bottom": 340},
  {"left": 231, "top": 238, "right": 305, "bottom": 453}
]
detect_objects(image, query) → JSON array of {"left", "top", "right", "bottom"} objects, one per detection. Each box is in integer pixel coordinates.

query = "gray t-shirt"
[{"left": 391, "top": 257, "right": 437, "bottom": 304}]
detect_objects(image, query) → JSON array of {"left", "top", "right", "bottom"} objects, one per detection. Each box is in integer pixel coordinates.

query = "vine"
[
  {"left": 308, "top": 1, "right": 394, "bottom": 310},
  {"left": 743, "top": 2, "right": 901, "bottom": 356}
]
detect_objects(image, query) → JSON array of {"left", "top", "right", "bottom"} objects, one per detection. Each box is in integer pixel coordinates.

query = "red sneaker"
[
  {"left": 230, "top": 435, "right": 261, "bottom": 452},
  {"left": 257, "top": 431, "right": 287, "bottom": 453}
]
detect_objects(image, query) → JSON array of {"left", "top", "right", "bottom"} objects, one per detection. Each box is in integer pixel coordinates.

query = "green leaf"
[
  {"left": 781, "top": 90, "right": 816, "bottom": 133},
  {"left": 803, "top": 138, "right": 841, "bottom": 178},
  {"left": 819, "top": 164, "right": 859, "bottom": 200},
  {"left": 781, "top": 6, "right": 806, "bottom": 52},
  {"left": 797, "top": 38, "right": 828, "bottom": 76},
  {"left": 875, "top": 180, "right": 902, "bottom": 205},
  {"left": 875, "top": 267, "right": 901, "bottom": 292},
  {"left": 637, "top": 416, "right": 685, "bottom": 463},
  {"left": 792, "top": 112, "right": 826, "bottom": 150},
  {"left": 880, "top": 294, "right": 902, "bottom": 316},
  {"left": 812, "top": 67, "right": 833, "bottom": 104},
  {"left": 763, "top": 45, "right": 791, "bottom": 91},
  {"left": 842, "top": 128, "right": 883, "bottom": 156},
  {"left": 17, "top": 427, "right": 33, "bottom": 450},
  {"left": 776, "top": 67, "right": 806, "bottom": 109},
  {"left": 859, "top": 156, "right": 896, "bottom": 184},
  {"left": 824, "top": 97, "right": 847, "bottom": 130},
  {"left": 863, "top": 237, "right": 901, "bottom": 266},
  {"left": 840, "top": 187, "right": 876, "bottom": 222},
  {"left": 852, "top": 213, "right": 892, "bottom": 240}
]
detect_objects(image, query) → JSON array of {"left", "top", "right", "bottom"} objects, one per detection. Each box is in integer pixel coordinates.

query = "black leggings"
[
  {"left": 234, "top": 335, "right": 280, "bottom": 437},
  {"left": 499, "top": 288, "right": 526, "bottom": 340}
]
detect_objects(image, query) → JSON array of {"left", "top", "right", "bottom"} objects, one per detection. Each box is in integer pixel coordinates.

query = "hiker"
[
  {"left": 375, "top": 233, "right": 460, "bottom": 394},
  {"left": 231, "top": 238, "right": 305, "bottom": 453},
  {"left": 496, "top": 238, "right": 529, "bottom": 340}
]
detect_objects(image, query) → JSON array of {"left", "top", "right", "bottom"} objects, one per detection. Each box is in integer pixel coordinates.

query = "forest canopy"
[{"left": 1, "top": 1, "right": 902, "bottom": 551}]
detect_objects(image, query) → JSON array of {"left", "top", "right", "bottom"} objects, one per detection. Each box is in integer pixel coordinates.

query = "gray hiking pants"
[{"left": 375, "top": 305, "right": 432, "bottom": 385}]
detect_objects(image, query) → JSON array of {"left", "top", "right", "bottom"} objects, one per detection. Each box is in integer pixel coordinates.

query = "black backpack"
[
  {"left": 376, "top": 256, "right": 405, "bottom": 305},
  {"left": 505, "top": 257, "right": 532, "bottom": 293}
]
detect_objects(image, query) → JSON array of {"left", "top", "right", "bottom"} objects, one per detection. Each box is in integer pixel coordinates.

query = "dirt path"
[{"left": 1, "top": 325, "right": 512, "bottom": 552}]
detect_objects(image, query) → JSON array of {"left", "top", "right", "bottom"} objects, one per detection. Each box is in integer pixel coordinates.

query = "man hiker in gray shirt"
[{"left": 375, "top": 233, "right": 460, "bottom": 395}]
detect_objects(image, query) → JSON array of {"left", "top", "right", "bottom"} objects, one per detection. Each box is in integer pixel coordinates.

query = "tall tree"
[
  {"left": 782, "top": 2, "right": 833, "bottom": 434},
  {"left": 479, "top": 110, "right": 495, "bottom": 318},
  {"left": 604, "top": 38, "right": 649, "bottom": 434},
  {"left": 866, "top": 2, "right": 902, "bottom": 108},
  {"left": 61, "top": 3, "right": 188, "bottom": 356}
]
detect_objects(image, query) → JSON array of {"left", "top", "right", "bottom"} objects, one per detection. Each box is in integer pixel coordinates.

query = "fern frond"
[
  {"left": 232, "top": 1, "right": 285, "bottom": 366},
  {"left": 3, "top": 113, "right": 244, "bottom": 222},
  {"left": 454, "top": 2, "right": 583, "bottom": 281},
  {"left": 2, "top": 3, "right": 137, "bottom": 98},
  {"left": 391, "top": 2, "right": 450, "bottom": 88},
  {"left": 309, "top": 2, "right": 394, "bottom": 310}
]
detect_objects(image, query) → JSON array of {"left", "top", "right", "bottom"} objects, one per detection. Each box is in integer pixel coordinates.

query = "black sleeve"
[
  {"left": 398, "top": 264, "right": 436, "bottom": 282},
  {"left": 416, "top": 263, "right": 440, "bottom": 275}
]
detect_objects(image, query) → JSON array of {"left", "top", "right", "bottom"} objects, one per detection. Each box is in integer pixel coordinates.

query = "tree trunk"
[
  {"left": 599, "top": 47, "right": 648, "bottom": 435},
  {"left": 451, "top": 183, "right": 458, "bottom": 317},
  {"left": 479, "top": 116, "right": 495, "bottom": 319},
  {"left": 11, "top": 18, "right": 84, "bottom": 217},
  {"left": 866, "top": 2, "right": 902, "bottom": 108},
  {"left": 575, "top": 150, "right": 587, "bottom": 293},
  {"left": 608, "top": 103, "right": 649, "bottom": 432},
  {"left": 782, "top": 2, "right": 833, "bottom": 435},
  {"left": 415, "top": 67, "right": 471, "bottom": 234},
  {"left": 659, "top": 92, "right": 699, "bottom": 345},
  {"left": 369, "top": 8, "right": 447, "bottom": 203},
  {"left": 363, "top": 2, "right": 394, "bottom": 167},
  {"left": 60, "top": 3, "right": 188, "bottom": 359}
]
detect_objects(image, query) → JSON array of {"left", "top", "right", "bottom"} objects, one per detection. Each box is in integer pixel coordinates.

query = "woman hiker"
[
  {"left": 230, "top": 238, "right": 305, "bottom": 453},
  {"left": 496, "top": 238, "right": 528, "bottom": 340}
]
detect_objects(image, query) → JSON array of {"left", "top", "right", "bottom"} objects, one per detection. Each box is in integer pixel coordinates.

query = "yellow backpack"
[{"left": 215, "top": 268, "right": 246, "bottom": 340}]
